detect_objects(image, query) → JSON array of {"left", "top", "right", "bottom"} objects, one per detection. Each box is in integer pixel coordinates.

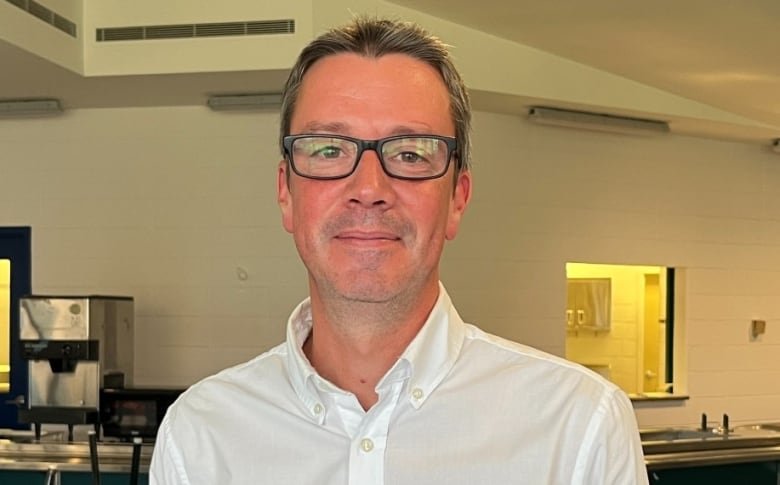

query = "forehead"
[{"left": 291, "top": 52, "right": 454, "bottom": 136}]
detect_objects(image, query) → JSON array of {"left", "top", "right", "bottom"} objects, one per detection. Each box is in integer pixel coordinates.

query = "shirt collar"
[
  {"left": 394, "top": 283, "right": 465, "bottom": 408},
  {"left": 284, "top": 282, "right": 465, "bottom": 413},
  {"left": 284, "top": 301, "right": 333, "bottom": 422}
]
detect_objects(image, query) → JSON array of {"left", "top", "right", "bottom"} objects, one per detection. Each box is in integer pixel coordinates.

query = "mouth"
[
  {"left": 334, "top": 230, "right": 401, "bottom": 250},
  {"left": 334, "top": 230, "right": 402, "bottom": 245}
]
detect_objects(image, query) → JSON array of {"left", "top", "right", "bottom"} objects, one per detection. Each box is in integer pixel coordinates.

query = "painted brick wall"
[{"left": 2, "top": 106, "right": 779, "bottom": 428}]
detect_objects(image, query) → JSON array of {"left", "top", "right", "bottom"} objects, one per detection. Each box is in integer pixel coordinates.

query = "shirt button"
[
  {"left": 412, "top": 388, "right": 424, "bottom": 400},
  {"left": 313, "top": 403, "right": 323, "bottom": 415},
  {"left": 360, "top": 438, "right": 374, "bottom": 452}
]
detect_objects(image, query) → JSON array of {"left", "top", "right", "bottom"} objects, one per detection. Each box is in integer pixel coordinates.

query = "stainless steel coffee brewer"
[{"left": 17, "top": 295, "right": 134, "bottom": 440}]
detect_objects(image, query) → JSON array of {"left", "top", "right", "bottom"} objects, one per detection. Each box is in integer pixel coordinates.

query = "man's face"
[{"left": 277, "top": 52, "right": 471, "bottom": 305}]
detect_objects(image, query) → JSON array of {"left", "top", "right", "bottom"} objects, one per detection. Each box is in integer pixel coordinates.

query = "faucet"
[
  {"left": 701, "top": 412, "right": 731, "bottom": 434},
  {"left": 720, "top": 413, "right": 730, "bottom": 435}
]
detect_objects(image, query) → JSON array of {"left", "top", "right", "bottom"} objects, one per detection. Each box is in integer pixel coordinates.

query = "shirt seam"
[
  {"left": 158, "top": 409, "right": 192, "bottom": 484},
  {"left": 463, "top": 325, "right": 616, "bottom": 389},
  {"left": 570, "top": 386, "right": 612, "bottom": 483}
]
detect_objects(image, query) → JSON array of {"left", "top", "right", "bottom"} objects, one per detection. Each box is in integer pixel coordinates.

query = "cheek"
[
  {"left": 405, "top": 190, "right": 451, "bottom": 239},
  {"left": 278, "top": 170, "right": 294, "bottom": 234},
  {"left": 290, "top": 188, "right": 330, "bottom": 238},
  {"left": 444, "top": 172, "right": 471, "bottom": 240}
]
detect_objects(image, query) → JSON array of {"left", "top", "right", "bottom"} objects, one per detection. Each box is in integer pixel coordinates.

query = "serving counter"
[
  {"left": 0, "top": 435, "right": 151, "bottom": 485},
  {"left": 6, "top": 424, "right": 780, "bottom": 484},
  {"left": 643, "top": 423, "right": 780, "bottom": 484}
]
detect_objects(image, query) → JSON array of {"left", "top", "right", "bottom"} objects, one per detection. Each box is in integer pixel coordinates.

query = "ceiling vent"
[
  {"left": 528, "top": 107, "right": 670, "bottom": 136},
  {"left": 96, "top": 19, "right": 295, "bottom": 42},
  {"left": 4, "top": 0, "right": 77, "bottom": 37}
]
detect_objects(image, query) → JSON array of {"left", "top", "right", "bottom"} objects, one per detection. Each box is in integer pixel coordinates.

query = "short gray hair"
[{"left": 279, "top": 16, "right": 472, "bottom": 173}]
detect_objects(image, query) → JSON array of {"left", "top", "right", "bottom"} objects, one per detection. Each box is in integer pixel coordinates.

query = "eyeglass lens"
[{"left": 290, "top": 136, "right": 450, "bottom": 179}]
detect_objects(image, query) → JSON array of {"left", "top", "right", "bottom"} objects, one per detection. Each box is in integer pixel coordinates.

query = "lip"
[{"left": 336, "top": 230, "right": 400, "bottom": 240}]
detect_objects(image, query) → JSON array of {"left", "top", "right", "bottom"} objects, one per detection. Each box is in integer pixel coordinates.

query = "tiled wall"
[
  {"left": 564, "top": 264, "right": 660, "bottom": 395},
  {"left": 2, "top": 106, "right": 780, "bottom": 427}
]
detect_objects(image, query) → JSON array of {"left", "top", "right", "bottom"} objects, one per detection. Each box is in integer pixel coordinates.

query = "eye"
[
  {"left": 385, "top": 139, "right": 439, "bottom": 165},
  {"left": 312, "top": 145, "right": 343, "bottom": 159},
  {"left": 294, "top": 137, "right": 353, "bottom": 160},
  {"left": 398, "top": 151, "right": 426, "bottom": 164}
]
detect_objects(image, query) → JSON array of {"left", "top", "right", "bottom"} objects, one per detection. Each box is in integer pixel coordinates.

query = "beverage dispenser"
[{"left": 17, "top": 295, "right": 134, "bottom": 440}]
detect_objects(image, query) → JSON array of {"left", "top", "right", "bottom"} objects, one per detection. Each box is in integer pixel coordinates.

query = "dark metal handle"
[
  {"left": 45, "top": 466, "right": 60, "bottom": 485},
  {"left": 129, "top": 437, "right": 143, "bottom": 485},
  {"left": 88, "top": 430, "right": 101, "bottom": 485},
  {"left": 4, "top": 394, "right": 25, "bottom": 407}
]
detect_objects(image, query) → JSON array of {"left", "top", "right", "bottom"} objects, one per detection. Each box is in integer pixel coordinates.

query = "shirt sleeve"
[
  {"left": 149, "top": 409, "right": 191, "bottom": 485},
  {"left": 573, "top": 387, "right": 649, "bottom": 485}
]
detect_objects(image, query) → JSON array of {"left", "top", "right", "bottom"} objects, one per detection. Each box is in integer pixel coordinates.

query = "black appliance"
[{"left": 100, "top": 387, "right": 183, "bottom": 441}]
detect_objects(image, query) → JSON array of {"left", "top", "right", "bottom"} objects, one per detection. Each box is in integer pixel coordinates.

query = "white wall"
[
  {"left": 0, "top": 107, "right": 306, "bottom": 385},
  {"left": 84, "top": 1, "right": 314, "bottom": 76},
  {"left": 0, "top": 1, "right": 82, "bottom": 72},
  {"left": 2, "top": 106, "right": 780, "bottom": 428}
]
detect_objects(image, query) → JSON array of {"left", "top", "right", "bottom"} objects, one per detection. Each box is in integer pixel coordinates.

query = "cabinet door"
[
  {"left": 61, "top": 472, "right": 149, "bottom": 485},
  {"left": 567, "top": 278, "right": 611, "bottom": 331},
  {"left": 648, "top": 460, "right": 778, "bottom": 484},
  {"left": 0, "top": 227, "right": 32, "bottom": 429},
  {"left": 0, "top": 470, "right": 149, "bottom": 485},
  {"left": 0, "top": 470, "right": 49, "bottom": 484}
]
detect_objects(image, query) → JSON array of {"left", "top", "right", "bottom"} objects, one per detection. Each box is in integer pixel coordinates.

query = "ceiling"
[
  {"left": 391, "top": 0, "right": 780, "bottom": 136},
  {"left": 0, "top": 39, "right": 289, "bottom": 109},
  {"left": 2, "top": 1, "right": 779, "bottom": 142}
]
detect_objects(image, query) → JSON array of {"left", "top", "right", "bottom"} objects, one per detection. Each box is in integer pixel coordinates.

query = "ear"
[
  {"left": 277, "top": 160, "right": 294, "bottom": 234},
  {"left": 445, "top": 169, "right": 472, "bottom": 240}
]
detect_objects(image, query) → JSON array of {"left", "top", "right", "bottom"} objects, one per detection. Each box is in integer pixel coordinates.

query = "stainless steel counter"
[
  {"left": 5, "top": 423, "right": 780, "bottom": 474},
  {"left": 645, "top": 445, "right": 780, "bottom": 470},
  {"left": 642, "top": 423, "right": 780, "bottom": 470},
  {"left": 0, "top": 438, "right": 152, "bottom": 473}
]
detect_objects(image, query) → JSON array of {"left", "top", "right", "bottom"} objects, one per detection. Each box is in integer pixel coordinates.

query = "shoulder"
[
  {"left": 459, "top": 324, "right": 621, "bottom": 399},
  {"left": 456, "top": 325, "right": 644, "bottom": 465},
  {"left": 166, "top": 342, "right": 290, "bottom": 422},
  {"left": 150, "top": 342, "right": 296, "bottom": 483}
]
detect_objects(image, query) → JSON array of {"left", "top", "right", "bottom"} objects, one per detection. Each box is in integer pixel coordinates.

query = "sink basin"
[
  {"left": 641, "top": 424, "right": 780, "bottom": 455},
  {"left": 640, "top": 428, "right": 721, "bottom": 442},
  {"left": 735, "top": 423, "right": 780, "bottom": 433}
]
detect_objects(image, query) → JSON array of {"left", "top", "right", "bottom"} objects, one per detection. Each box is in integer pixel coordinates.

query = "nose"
[{"left": 345, "top": 149, "right": 396, "bottom": 208}]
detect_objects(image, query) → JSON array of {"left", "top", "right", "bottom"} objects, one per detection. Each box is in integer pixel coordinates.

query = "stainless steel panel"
[
  {"left": 28, "top": 361, "right": 99, "bottom": 408},
  {"left": 94, "top": 298, "right": 134, "bottom": 386},
  {"left": 20, "top": 298, "right": 91, "bottom": 340},
  {"left": 21, "top": 296, "right": 135, "bottom": 416},
  {"left": 566, "top": 278, "right": 611, "bottom": 331}
]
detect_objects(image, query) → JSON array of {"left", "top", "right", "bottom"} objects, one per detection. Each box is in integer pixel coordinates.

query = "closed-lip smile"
[
  {"left": 335, "top": 229, "right": 401, "bottom": 248},
  {"left": 335, "top": 230, "right": 401, "bottom": 242}
]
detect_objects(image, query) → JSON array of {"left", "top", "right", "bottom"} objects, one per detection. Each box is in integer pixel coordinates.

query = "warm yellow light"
[{"left": 0, "top": 259, "right": 10, "bottom": 393}]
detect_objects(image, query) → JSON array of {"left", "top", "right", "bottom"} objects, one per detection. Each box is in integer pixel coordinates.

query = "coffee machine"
[{"left": 17, "top": 295, "right": 134, "bottom": 440}]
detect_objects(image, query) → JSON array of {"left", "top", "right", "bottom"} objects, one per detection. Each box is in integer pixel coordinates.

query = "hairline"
[{"left": 278, "top": 17, "right": 472, "bottom": 177}]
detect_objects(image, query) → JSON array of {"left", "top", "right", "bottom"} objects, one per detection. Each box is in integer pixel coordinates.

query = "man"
[{"left": 150, "top": 16, "right": 648, "bottom": 484}]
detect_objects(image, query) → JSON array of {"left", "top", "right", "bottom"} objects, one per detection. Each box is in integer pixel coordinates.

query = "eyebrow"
[
  {"left": 296, "top": 121, "right": 437, "bottom": 136},
  {"left": 298, "top": 121, "right": 351, "bottom": 133}
]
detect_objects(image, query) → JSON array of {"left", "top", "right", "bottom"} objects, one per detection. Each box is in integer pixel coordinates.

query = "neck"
[{"left": 304, "top": 282, "right": 439, "bottom": 410}]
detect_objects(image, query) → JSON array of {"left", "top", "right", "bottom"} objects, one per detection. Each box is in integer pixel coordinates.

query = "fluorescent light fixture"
[
  {"left": 528, "top": 106, "right": 670, "bottom": 136},
  {"left": 772, "top": 139, "right": 780, "bottom": 153},
  {"left": 0, "top": 98, "right": 62, "bottom": 117},
  {"left": 207, "top": 93, "right": 282, "bottom": 111}
]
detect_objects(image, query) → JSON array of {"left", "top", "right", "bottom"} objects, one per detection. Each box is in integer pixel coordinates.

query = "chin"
[
  {"left": 321, "top": 272, "right": 405, "bottom": 304},
  {"left": 336, "top": 283, "right": 397, "bottom": 303}
]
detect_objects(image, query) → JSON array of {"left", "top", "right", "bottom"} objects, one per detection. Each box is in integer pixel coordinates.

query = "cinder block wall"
[{"left": 2, "top": 106, "right": 779, "bottom": 427}]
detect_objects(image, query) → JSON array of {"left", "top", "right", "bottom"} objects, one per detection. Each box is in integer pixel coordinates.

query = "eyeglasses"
[{"left": 282, "top": 134, "right": 458, "bottom": 180}]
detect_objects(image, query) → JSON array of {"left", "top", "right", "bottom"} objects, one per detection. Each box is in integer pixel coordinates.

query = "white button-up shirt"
[{"left": 150, "top": 285, "right": 648, "bottom": 484}]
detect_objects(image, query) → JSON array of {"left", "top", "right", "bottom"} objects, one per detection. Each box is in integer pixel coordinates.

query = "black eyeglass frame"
[{"left": 282, "top": 134, "right": 459, "bottom": 181}]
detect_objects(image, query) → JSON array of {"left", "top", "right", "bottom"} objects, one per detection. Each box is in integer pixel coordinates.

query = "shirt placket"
[{"left": 347, "top": 379, "right": 405, "bottom": 485}]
